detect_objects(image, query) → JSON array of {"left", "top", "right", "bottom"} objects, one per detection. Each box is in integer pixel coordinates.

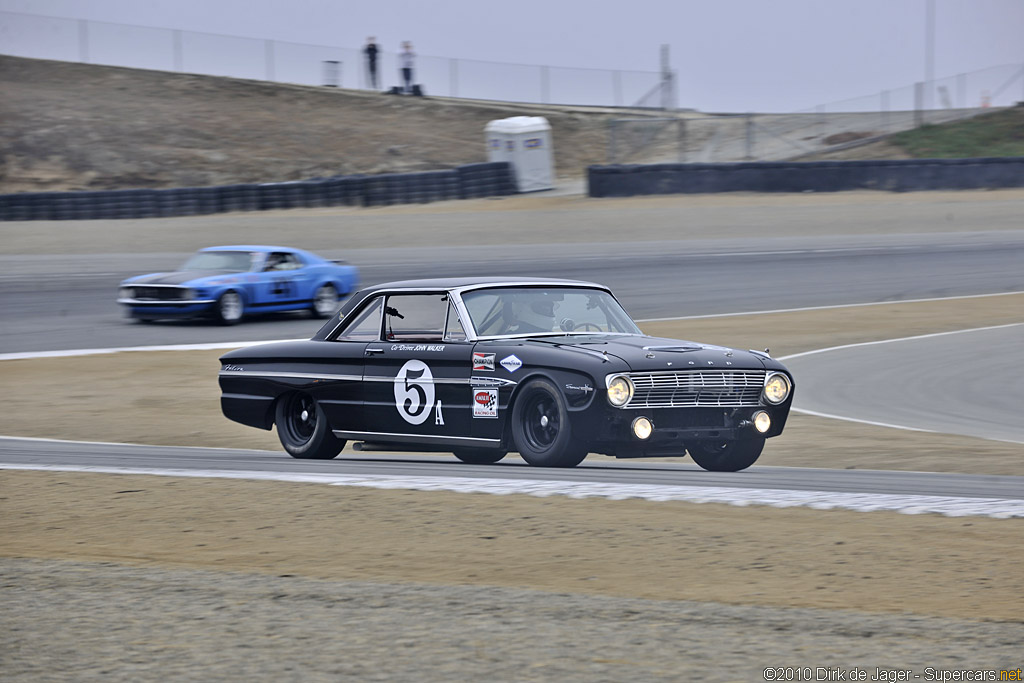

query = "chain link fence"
[
  {"left": 0, "top": 10, "right": 663, "bottom": 107},
  {"left": 609, "top": 62, "right": 1023, "bottom": 163}
]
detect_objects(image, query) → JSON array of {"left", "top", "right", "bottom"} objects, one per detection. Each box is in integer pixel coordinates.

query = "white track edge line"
[
  {"left": 636, "top": 290, "right": 1024, "bottom": 322},
  {"left": 2, "top": 464, "right": 1021, "bottom": 518},
  {"left": 780, "top": 323, "right": 1024, "bottom": 445}
]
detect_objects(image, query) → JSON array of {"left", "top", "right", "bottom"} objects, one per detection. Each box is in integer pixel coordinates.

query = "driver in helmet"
[{"left": 509, "top": 296, "right": 556, "bottom": 334}]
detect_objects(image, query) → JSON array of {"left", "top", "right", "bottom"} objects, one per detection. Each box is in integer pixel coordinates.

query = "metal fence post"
[
  {"left": 745, "top": 114, "right": 754, "bottom": 160},
  {"left": 608, "top": 120, "right": 617, "bottom": 164},
  {"left": 881, "top": 90, "right": 889, "bottom": 133},
  {"left": 173, "top": 30, "right": 183, "bottom": 72},
  {"left": 677, "top": 118, "right": 686, "bottom": 162},
  {"left": 914, "top": 81, "right": 924, "bottom": 126},
  {"left": 323, "top": 60, "right": 340, "bottom": 87},
  {"left": 265, "top": 39, "right": 275, "bottom": 81},
  {"left": 78, "top": 19, "right": 89, "bottom": 63}
]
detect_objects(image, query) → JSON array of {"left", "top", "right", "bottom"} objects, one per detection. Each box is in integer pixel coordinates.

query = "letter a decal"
[{"left": 435, "top": 400, "right": 444, "bottom": 426}]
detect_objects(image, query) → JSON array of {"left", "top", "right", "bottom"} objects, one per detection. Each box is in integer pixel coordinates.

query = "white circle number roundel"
[{"left": 394, "top": 359, "right": 435, "bottom": 425}]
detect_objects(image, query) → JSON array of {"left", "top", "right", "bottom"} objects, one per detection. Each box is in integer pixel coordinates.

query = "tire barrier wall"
[
  {"left": 587, "top": 157, "right": 1024, "bottom": 197},
  {"left": 0, "top": 162, "right": 517, "bottom": 221}
]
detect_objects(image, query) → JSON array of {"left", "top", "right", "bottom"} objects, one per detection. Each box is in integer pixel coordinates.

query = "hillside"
[
  {"left": 2, "top": 55, "right": 1020, "bottom": 194},
  {"left": 0, "top": 55, "right": 626, "bottom": 193}
]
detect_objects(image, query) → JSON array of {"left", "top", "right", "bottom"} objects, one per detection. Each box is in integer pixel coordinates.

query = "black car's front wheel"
[
  {"left": 511, "top": 379, "right": 587, "bottom": 468},
  {"left": 688, "top": 437, "right": 764, "bottom": 472},
  {"left": 275, "top": 393, "right": 346, "bottom": 459}
]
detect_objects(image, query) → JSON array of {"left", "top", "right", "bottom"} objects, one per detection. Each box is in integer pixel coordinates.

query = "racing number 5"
[
  {"left": 394, "top": 360, "right": 435, "bottom": 426},
  {"left": 403, "top": 368, "right": 427, "bottom": 418}
]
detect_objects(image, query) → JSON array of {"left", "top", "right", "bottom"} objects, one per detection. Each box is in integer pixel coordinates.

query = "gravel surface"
[{"left": 3, "top": 558, "right": 1021, "bottom": 682}]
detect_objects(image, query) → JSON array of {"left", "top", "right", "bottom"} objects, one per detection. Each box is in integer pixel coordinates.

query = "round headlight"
[
  {"left": 182, "top": 288, "right": 197, "bottom": 300},
  {"left": 118, "top": 287, "right": 133, "bottom": 299},
  {"left": 763, "top": 372, "right": 791, "bottom": 404},
  {"left": 606, "top": 375, "right": 634, "bottom": 407},
  {"left": 752, "top": 410, "right": 772, "bottom": 433},
  {"left": 632, "top": 416, "right": 653, "bottom": 440}
]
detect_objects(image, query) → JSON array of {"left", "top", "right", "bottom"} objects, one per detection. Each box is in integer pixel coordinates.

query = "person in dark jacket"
[{"left": 364, "top": 36, "right": 379, "bottom": 89}]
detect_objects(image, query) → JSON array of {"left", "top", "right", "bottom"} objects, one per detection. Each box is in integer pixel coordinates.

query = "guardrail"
[
  {"left": 0, "top": 162, "right": 516, "bottom": 221},
  {"left": 587, "top": 157, "right": 1024, "bottom": 196}
]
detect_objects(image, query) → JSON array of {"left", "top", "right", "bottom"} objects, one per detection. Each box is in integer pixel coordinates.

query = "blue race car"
[{"left": 117, "top": 245, "right": 359, "bottom": 324}]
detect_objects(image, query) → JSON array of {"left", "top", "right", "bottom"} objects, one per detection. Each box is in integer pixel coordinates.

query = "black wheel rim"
[
  {"left": 284, "top": 394, "right": 317, "bottom": 444},
  {"left": 522, "top": 392, "right": 560, "bottom": 451}
]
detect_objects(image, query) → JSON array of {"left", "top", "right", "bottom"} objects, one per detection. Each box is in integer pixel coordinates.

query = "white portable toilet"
[{"left": 485, "top": 116, "right": 554, "bottom": 192}]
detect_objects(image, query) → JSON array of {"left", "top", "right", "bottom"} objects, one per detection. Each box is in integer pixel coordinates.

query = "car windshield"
[
  {"left": 181, "top": 251, "right": 255, "bottom": 272},
  {"left": 461, "top": 287, "right": 642, "bottom": 338}
]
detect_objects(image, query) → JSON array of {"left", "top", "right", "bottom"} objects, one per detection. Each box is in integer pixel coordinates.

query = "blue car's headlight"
[{"left": 119, "top": 287, "right": 133, "bottom": 299}]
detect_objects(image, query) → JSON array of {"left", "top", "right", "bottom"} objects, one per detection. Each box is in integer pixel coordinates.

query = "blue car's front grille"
[
  {"left": 132, "top": 286, "right": 188, "bottom": 301},
  {"left": 627, "top": 370, "right": 766, "bottom": 408}
]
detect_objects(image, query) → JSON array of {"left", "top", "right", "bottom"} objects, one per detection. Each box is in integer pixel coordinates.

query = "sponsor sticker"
[
  {"left": 472, "top": 388, "right": 498, "bottom": 418},
  {"left": 472, "top": 352, "right": 495, "bottom": 371},
  {"left": 524, "top": 138, "right": 543, "bottom": 149},
  {"left": 500, "top": 354, "right": 522, "bottom": 373}
]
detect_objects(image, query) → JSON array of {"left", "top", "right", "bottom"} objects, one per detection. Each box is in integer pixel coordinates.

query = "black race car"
[{"left": 219, "top": 278, "right": 794, "bottom": 471}]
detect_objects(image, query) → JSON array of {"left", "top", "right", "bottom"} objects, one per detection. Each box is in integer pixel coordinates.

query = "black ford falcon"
[{"left": 219, "top": 278, "right": 794, "bottom": 471}]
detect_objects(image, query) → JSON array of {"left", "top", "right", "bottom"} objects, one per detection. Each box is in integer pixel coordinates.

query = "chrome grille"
[{"left": 627, "top": 370, "right": 765, "bottom": 408}]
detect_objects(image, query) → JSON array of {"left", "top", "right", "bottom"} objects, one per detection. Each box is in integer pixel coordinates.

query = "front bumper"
[
  {"left": 118, "top": 298, "right": 216, "bottom": 317},
  {"left": 592, "top": 405, "right": 789, "bottom": 457}
]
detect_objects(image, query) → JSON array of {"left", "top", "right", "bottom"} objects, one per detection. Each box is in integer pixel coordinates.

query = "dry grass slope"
[{"left": 0, "top": 55, "right": 633, "bottom": 193}]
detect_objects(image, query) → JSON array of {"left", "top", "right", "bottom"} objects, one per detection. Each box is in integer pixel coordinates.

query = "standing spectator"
[
  {"left": 363, "top": 36, "right": 379, "bottom": 89},
  {"left": 399, "top": 41, "right": 415, "bottom": 94}
]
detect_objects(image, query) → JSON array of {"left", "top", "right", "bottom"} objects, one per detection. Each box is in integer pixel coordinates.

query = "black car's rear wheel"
[
  {"left": 688, "top": 438, "right": 764, "bottom": 472},
  {"left": 275, "top": 393, "right": 345, "bottom": 459},
  {"left": 511, "top": 379, "right": 587, "bottom": 468},
  {"left": 453, "top": 448, "right": 507, "bottom": 464}
]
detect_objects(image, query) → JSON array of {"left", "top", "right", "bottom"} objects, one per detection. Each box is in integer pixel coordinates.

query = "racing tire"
[
  {"left": 511, "top": 378, "right": 587, "bottom": 468},
  {"left": 688, "top": 437, "right": 765, "bottom": 472},
  {"left": 275, "top": 393, "right": 346, "bottom": 460},
  {"left": 311, "top": 283, "right": 340, "bottom": 318},
  {"left": 214, "top": 290, "right": 244, "bottom": 325},
  {"left": 452, "top": 448, "right": 507, "bottom": 465}
]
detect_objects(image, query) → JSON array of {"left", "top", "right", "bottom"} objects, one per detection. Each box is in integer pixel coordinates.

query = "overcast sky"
[{"left": 2, "top": 0, "right": 1022, "bottom": 111}]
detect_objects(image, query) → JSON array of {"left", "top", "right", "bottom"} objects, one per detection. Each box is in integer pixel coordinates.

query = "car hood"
[
  {"left": 122, "top": 271, "right": 244, "bottom": 286},
  {"left": 525, "top": 334, "right": 771, "bottom": 371}
]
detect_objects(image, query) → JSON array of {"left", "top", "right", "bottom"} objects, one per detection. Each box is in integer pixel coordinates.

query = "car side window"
[
  {"left": 335, "top": 297, "right": 383, "bottom": 341},
  {"left": 384, "top": 294, "right": 448, "bottom": 341},
  {"left": 264, "top": 252, "right": 301, "bottom": 272},
  {"left": 444, "top": 299, "right": 467, "bottom": 341}
]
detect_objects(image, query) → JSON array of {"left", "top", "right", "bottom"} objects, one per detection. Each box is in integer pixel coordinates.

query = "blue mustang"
[{"left": 117, "top": 245, "right": 359, "bottom": 324}]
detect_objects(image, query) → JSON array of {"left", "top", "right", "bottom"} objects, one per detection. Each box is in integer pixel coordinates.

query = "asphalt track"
[
  {"left": 2, "top": 230, "right": 1024, "bottom": 353},
  {"left": 2, "top": 202, "right": 1023, "bottom": 508},
  {"left": 3, "top": 438, "right": 1022, "bottom": 517},
  {"left": 784, "top": 323, "right": 1024, "bottom": 445}
]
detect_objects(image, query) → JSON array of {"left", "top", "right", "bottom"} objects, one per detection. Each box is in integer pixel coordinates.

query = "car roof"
[
  {"left": 199, "top": 245, "right": 301, "bottom": 253},
  {"left": 357, "top": 277, "right": 607, "bottom": 294}
]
